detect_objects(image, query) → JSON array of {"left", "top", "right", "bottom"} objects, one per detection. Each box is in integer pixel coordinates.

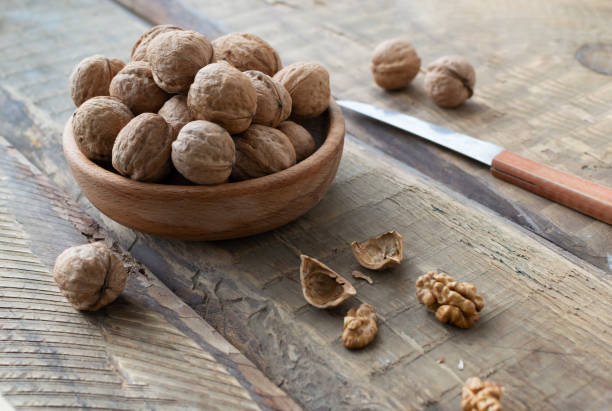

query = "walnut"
[
  {"left": 187, "top": 62, "right": 257, "bottom": 134},
  {"left": 112, "top": 113, "right": 173, "bottom": 182},
  {"left": 231, "top": 124, "right": 296, "bottom": 181},
  {"left": 342, "top": 303, "right": 378, "bottom": 349},
  {"left": 350, "top": 230, "right": 404, "bottom": 270},
  {"left": 424, "top": 56, "right": 475, "bottom": 108},
  {"left": 415, "top": 271, "right": 484, "bottom": 328},
  {"left": 273, "top": 62, "right": 330, "bottom": 118},
  {"left": 147, "top": 29, "right": 213, "bottom": 93},
  {"left": 158, "top": 95, "right": 192, "bottom": 139},
  {"left": 171, "top": 120, "right": 235, "bottom": 185},
  {"left": 72, "top": 96, "right": 133, "bottom": 162},
  {"left": 244, "top": 70, "right": 291, "bottom": 127},
  {"left": 370, "top": 38, "right": 421, "bottom": 90},
  {"left": 300, "top": 255, "right": 356, "bottom": 309},
  {"left": 212, "top": 32, "right": 282, "bottom": 76},
  {"left": 461, "top": 377, "right": 503, "bottom": 411},
  {"left": 53, "top": 242, "right": 127, "bottom": 311},
  {"left": 109, "top": 61, "right": 169, "bottom": 115},
  {"left": 277, "top": 121, "right": 316, "bottom": 162},
  {"left": 69, "top": 54, "right": 125, "bottom": 107},
  {"left": 131, "top": 24, "right": 183, "bottom": 61}
]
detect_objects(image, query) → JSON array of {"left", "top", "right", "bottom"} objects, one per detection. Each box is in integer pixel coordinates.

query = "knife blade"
[{"left": 337, "top": 99, "right": 612, "bottom": 225}]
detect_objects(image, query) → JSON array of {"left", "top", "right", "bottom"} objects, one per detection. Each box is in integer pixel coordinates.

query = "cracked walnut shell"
[
  {"left": 424, "top": 56, "right": 475, "bottom": 108},
  {"left": 212, "top": 32, "right": 282, "bottom": 76},
  {"left": 342, "top": 303, "right": 378, "bottom": 349},
  {"left": 416, "top": 271, "right": 484, "bottom": 328},
  {"left": 158, "top": 95, "right": 192, "bottom": 139},
  {"left": 112, "top": 113, "right": 173, "bottom": 182},
  {"left": 462, "top": 377, "right": 503, "bottom": 411},
  {"left": 72, "top": 96, "right": 134, "bottom": 162},
  {"left": 273, "top": 62, "right": 330, "bottom": 118},
  {"left": 277, "top": 121, "right": 316, "bottom": 162},
  {"left": 188, "top": 61, "right": 257, "bottom": 134},
  {"left": 172, "top": 120, "right": 235, "bottom": 185},
  {"left": 245, "top": 70, "right": 291, "bottom": 127},
  {"left": 131, "top": 24, "right": 183, "bottom": 62},
  {"left": 351, "top": 230, "right": 404, "bottom": 270},
  {"left": 53, "top": 242, "right": 128, "bottom": 311},
  {"left": 109, "top": 61, "right": 169, "bottom": 115},
  {"left": 300, "top": 255, "right": 356, "bottom": 309},
  {"left": 69, "top": 54, "right": 125, "bottom": 107},
  {"left": 371, "top": 38, "right": 421, "bottom": 90}
]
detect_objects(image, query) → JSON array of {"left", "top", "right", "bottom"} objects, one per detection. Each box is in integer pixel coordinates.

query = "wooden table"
[{"left": 1, "top": 0, "right": 610, "bottom": 409}]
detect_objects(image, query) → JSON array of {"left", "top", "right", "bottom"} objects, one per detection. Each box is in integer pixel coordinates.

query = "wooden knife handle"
[{"left": 491, "top": 150, "right": 612, "bottom": 225}]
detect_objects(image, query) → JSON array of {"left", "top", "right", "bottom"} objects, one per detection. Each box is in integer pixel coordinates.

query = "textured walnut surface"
[
  {"left": 69, "top": 54, "right": 125, "bottom": 107},
  {"left": 370, "top": 38, "right": 421, "bottom": 90},
  {"left": 158, "top": 95, "right": 192, "bottom": 139},
  {"left": 299, "top": 255, "right": 356, "bottom": 309},
  {"left": 277, "top": 120, "right": 315, "bottom": 162},
  {"left": 342, "top": 303, "right": 378, "bottom": 349},
  {"left": 350, "top": 230, "right": 404, "bottom": 270},
  {"left": 131, "top": 24, "right": 183, "bottom": 62},
  {"left": 212, "top": 32, "right": 282, "bottom": 76},
  {"left": 245, "top": 70, "right": 291, "bottom": 127},
  {"left": 416, "top": 271, "right": 484, "bottom": 328},
  {"left": 462, "top": 377, "right": 504, "bottom": 411},
  {"left": 273, "top": 62, "right": 330, "bottom": 118},
  {"left": 109, "top": 61, "right": 169, "bottom": 115},
  {"left": 425, "top": 55, "right": 476, "bottom": 108}
]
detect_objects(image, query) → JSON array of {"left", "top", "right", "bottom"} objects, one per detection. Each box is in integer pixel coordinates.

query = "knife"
[{"left": 337, "top": 100, "right": 612, "bottom": 225}]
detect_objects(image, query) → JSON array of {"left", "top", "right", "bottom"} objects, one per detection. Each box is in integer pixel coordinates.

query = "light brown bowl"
[{"left": 63, "top": 99, "right": 345, "bottom": 241}]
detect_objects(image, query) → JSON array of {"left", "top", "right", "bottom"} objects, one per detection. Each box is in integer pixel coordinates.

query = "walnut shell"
[
  {"left": 424, "top": 56, "right": 475, "bottom": 108},
  {"left": 277, "top": 121, "right": 316, "bottom": 162},
  {"left": 245, "top": 70, "right": 291, "bottom": 127},
  {"left": 350, "top": 230, "right": 404, "bottom": 270},
  {"left": 273, "top": 62, "right": 330, "bottom": 118},
  {"left": 72, "top": 96, "right": 134, "bottom": 162},
  {"left": 300, "top": 255, "right": 356, "bottom": 309},
  {"left": 212, "top": 32, "right": 282, "bottom": 76},
  {"left": 188, "top": 62, "right": 257, "bottom": 134},
  {"left": 231, "top": 124, "right": 296, "bottom": 181},
  {"left": 171, "top": 120, "right": 235, "bottom": 185},
  {"left": 158, "top": 95, "right": 192, "bottom": 139},
  {"left": 370, "top": 38, "right": 421, "bottom": 90},
  {"left": 53, "top": 242, "right": 127, "bottom": 311},
  {"left": 462, "top": 377, "right": 504, "bottom": 411},
  {"left": 342, "top": 304, "right": 378, "bottom": 349},
  {"left": 69, "top": 54, "right": 125, "bottom": 107},
  {"left": 131, "top": 24, "right": 183, "bottom": 61},
  {"left": 109, "top": 61, "right": 169, "bottom": 115},
  {"left": 147, "top": 30, "right": 213, "bottom": 93},
  {"left": 112, "top": 113, "right": 173, "bottom": 182}
]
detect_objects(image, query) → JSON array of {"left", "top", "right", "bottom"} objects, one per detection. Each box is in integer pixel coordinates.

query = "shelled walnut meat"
[
  {"left": 351, "top": 230, "right": 404, "bottom": 270},
  {"left": 212, "top": 32, "right": 282, "bottom": 76},
  {"left": 277, "top": 121, "right": 316, "bottom": 162},
  {"left": 69, "top": 54, "right": 125, "bottom": 106},
  {"left": 300, "top": 255, "right": 356, "bottom": 309},
  {"left": 462, "top": 377, "right": 504, "bottom": 411},
  {"left": 53, "top": 242, "right": 128, "bottom": 311},
  {"left": 72, "top": 96, "right": 133, "bottom": 162},
  {"left": 371, "top": 38, "right": 421, "bottom": 90},
  {"left": 274, "top": 62, "right": 330, "bottom": 118},
  {"left": 244, "top": 70, "right": 291, "bottom": 127},
  {"left": 131, "top": 24, "right": 183, "bottom": 61},
  {"left": 416, "top": 271, "right": 484, "bottom": 328},
  {"left": 109, "top": 61, "right": 169, "bottom": 115},
  {"left": 424, "top": 56, "right": 475, "bottom": 108},
  {"left": 342, "top": 303, "right": 378, "bottom": 349},
  {"left": 158, "top": 95, "right": 192, "bottom": 139}
]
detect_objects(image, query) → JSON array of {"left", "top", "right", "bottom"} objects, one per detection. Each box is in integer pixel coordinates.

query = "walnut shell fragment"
[
  {"left": 371, "top": 38, "right": 421, "bottom": 90},
  {"left": 131, "top": 24, "right": 183, "bottom": 62},
  {"left": 416, "top": 271, "right": 484, "bottom": 328},
  {"left": 300, "top": 255, "right": 356, "bottom": 309},
  {"left": 277, "top": 121, "right": 316, "bottom": 162},
  {"left": 273, "top": 62, "right": 330, "bottom": 118},
  {"left": 53, "top": 242, "right": 128, "bottom": 311},
  {"left": 424, "top": 56, "right": 475, "bottom": 108},
  {"left": 350, "top": 230, "right": 404, "bottom": 270},
  {"left": 158, "top": 95, "right": 193, "bottom": 139},
  {"left": 69, "top": 54, "right": 125, "bottom": 107},
  {"left": 461, "top": 377, "right": 503, "bottom": 411},
  {"left": 245, "top": 70, "right": 291, "bottom": 127},
  {"left": 109, "top": 61, "right": 169, "bottom": 114},
  {"left": 212, "top": 32, "right": 282, "bottom": 76},
  {"left": 342, "top": 303, "right": 378, "bottom": 349}
]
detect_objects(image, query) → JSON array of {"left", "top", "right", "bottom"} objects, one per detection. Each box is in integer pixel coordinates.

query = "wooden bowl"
[{"left": 63, "top": 99, "right": 345, "bottom": 240}]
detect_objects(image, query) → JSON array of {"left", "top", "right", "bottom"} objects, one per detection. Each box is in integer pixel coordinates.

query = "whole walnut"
[
  {"left": 424, "top": 56, "right": 475, "bottom": 108},
  {"left": 109, "top": 61, "right": 169, "bottom": 114},
  {"left": 188, "top": 62, "right": 257, "bottom": 134},
  {"left": 277, "top": 121, "right": 315, "bottom": 162},
  {"left": 72, "top": 96, "right": 133, "bottom": 162},
  {"left": 212, "top": 32, "right": 282, "bottom": 76},
  {"left": 158, "top": 95, "right": 192, "bottom": 139},
  {"left": 171, "top": 120, "right": 235, "bottom": 185},
  {"left": 147, "top": 30, "right": 213, "bottom": 93},
  {"left": 131, "top": 24, "right": 183, "bottom": 61},
  {"left": 273, "top": 62, "right": 330, "bottom": 118},
  {"left": 370, "top": 38, "right": 421, "bottom": 90},
  {"left": 245, "top": 70, "right": 291, "bottom": 127},
  {"left": 69, "top": 55, "right": 125, "bottom": 107},
  {"left": 112, "top": 113, "right": 173, "bottom": 182},
  {"left": 232, "top": 124, "right": 296, "bottom": 181},
  {"left": 53, "top": 242, "right": 128, "bottom": 311}
]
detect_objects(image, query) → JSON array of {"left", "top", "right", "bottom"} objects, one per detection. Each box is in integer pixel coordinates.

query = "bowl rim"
[{"left": 63, "top": 98, "right": 345, "bottom": 197}]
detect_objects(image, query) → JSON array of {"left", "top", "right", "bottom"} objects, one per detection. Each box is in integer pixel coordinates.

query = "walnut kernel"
[
  {"left": 158, "top": 95, "right": 192, "bottom": 139},
  {"left": 370, "top": 38, "right": 421, "bottom": 90},
  {"left": 342, "top": 303, "right": 378, "bottom": 349},
  {"left": 53, "top": 242, "right": 127, "bottom": 311},
  {"left": 273, "top": 62, "right": 330, "bottom": 118},
  {"left": 424, "top": 56, "right": 475, "bottom": 108},
  {"left": 277, "top": 121, "right": 316, "bottom": 162},
  {"left": 109, "top": 61, "right": 169, "bottom": 114},
  {"left": 300, "top": 255, "right": 356, "bottom": 309},
  {"left": 350, "top": 230, "right": 404, "bottom": 270},
  {"left": 461, "top": 377, "right": 503, "bottom": 411},
  {"left": 245, "top": 70, "right": 291, "bottom": 127},
  {"left": 69, "top": 55, "right": 125, "bottom": 107},
  {"left": 212, "top": 32, "right": 282, "bottom": 76},
  {"left": 131, "top": 24, "right": 183, "bottom": 61},
  {"left": 415, "top": 271, "right": 484, "bottom": 328}
]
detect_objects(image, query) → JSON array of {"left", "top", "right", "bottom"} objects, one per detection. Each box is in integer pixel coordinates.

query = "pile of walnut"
[{"left": 69, "top": 26, "right": 330, "bottom": 184}]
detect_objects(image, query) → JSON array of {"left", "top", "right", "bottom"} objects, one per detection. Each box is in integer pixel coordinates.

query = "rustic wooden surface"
[{"left": 1, "top": 0, "right": 611, "bottom": 410}]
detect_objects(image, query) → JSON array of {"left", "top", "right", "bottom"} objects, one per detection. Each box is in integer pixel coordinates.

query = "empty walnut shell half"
[
  {"left": 342, "top": 303, "right": 378, "bottom": 349},
  {"left": 299, "top": 255, "right": 356, "bottom": 309},
  {"left": 350, "top": 230, "right": 404, "bottom": 270}
]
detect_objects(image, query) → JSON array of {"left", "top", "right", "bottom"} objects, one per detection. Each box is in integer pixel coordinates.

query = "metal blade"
[{"left": 337, "top": 100, "right": 505, "bottom": 166}]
